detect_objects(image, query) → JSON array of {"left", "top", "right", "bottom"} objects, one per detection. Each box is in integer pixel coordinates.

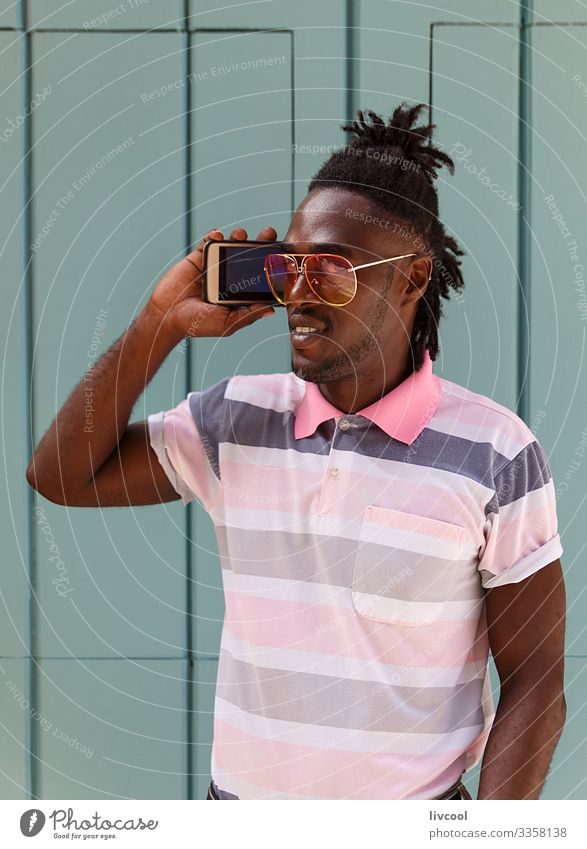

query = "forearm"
[
  {"left": 477, "top": 679, "right": 566, "bottom": 799},
  {"left": 27, "top": 300, "right": 183, "bottom": 500}
]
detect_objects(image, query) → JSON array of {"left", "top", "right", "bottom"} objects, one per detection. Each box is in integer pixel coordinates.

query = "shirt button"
[
  {"left": 338, "top": 418, "right": 351, "bottom": 431},
  {"left": 330, "top": 468, "right": 340, "bottom": 479}
]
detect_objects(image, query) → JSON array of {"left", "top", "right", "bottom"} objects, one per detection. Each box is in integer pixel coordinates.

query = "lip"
[
  {"left": 288, "top": 313, "right": 330, "bottom": 334},
  {"left": 290, "top": 329, "right": 328, "bottom": 349}
]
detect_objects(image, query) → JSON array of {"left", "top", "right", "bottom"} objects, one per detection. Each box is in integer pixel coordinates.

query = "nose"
[{"left": 286, "top": 269, "right": 323, "bottom": 306}]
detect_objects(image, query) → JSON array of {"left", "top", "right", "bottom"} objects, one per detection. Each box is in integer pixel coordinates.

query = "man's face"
[{"left": 282, "top": 188, "right": 427, "bottom": 384}]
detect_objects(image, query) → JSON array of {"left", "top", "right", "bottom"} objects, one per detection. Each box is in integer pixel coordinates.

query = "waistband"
[{"left": 434, "top": 775, "right": 472, "bottom": 800}]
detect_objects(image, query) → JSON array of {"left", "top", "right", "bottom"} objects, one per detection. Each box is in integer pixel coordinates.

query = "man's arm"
[
  {"left": 25, "top": 226, "right": 276, "bottom": 507},
  {"left": 25, "top": 299, "right": 186, "bottom": 507},
  {"left": 477, "top": 558, "right": 567, "bottom": 799}
]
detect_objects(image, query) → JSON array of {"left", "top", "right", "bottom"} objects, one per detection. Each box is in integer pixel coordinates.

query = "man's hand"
[
  {"left": 477, "top": 559, "right": 567, "bottom": 799},
  {"left": 149, "top": 225, "right": 277, "bottom": 339}
]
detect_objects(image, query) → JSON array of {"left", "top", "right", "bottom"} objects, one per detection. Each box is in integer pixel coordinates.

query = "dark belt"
[
  {"left": 207, "top": 775, "right": 472, "bottom": 800},
  {"left": 434, "top": 775, "right": 472, "bottom": 800}
]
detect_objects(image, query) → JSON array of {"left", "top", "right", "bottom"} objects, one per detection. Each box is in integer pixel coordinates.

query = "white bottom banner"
[{"left": 0, "top": 799, "right": 582, "bottom": 848}]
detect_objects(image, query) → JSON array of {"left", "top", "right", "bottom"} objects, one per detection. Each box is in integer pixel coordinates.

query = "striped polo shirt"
[{"left": 147, "top": 348, "right": 563, "bottom": 800}]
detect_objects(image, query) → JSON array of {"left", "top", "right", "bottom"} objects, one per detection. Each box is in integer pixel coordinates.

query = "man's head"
[{"left": 282, "top": 102, "right": 465, "bottom": 386}]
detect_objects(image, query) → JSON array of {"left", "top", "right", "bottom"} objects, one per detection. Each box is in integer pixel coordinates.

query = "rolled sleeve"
[
  {"left": 147, "top": 392, "right": 223, "bottom": 513},
  {"left": 147, "top": 409, "right": 197, "bottom": 506},
  {"left": 478, "top": 439, "right": 563, "bottom": 589}
]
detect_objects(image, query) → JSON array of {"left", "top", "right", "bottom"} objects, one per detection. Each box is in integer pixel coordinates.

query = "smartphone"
[{"left": 202, "top": 239, "right": 285, "bottom": 306}]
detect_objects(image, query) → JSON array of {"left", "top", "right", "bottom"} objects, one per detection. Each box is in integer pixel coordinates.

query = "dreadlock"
[{"left": 306, "top": 102, "right": 465, "bottom": 371}]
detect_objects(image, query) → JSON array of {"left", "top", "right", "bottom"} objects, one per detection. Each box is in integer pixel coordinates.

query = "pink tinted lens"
[
  {"left": 304, "top": 254, "right": 356, "bottom": 304},
  {"left": 264, "top": 254, "right": 298, "bottom": 301}
]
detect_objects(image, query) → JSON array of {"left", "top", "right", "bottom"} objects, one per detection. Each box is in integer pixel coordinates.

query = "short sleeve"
[
  {"left": 477, "top": 439, "right": 563, "bottom": 588},
  {"left": 147, "top": 377, "right": 230, "bottom": 513}
]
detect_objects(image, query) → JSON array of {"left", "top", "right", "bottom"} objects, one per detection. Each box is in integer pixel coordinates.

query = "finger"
[
  {"left": 256, "top": 226, "right": 277, "bottom": 241},
  {"left": 191, "top": 229, "right": 223, "bottom": 257},
  {"left": 195, "top": 229, "right": 223, "bottom": 253},
  {"left": 229, "top": 227, "right": 248, "bottom": 241},
  {"left": 184, "top": 229, "right": 224, "bottom": 275},
  {"left": 228, "top": 303, "right": 274, "bottom": 328}
]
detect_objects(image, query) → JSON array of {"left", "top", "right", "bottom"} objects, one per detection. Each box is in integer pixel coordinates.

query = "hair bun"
[{"left": 341, "top": 102, "right": 454, "bottom": 182}]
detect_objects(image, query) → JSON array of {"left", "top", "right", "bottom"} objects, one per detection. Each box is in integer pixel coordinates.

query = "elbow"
[
  {"left": 25, "top": 458, "right": 66, "bottom": 505},
  {"left": 559, "top": 691, "right": 567, "bottom": 731},
  {"left": 25, "top": 459, "right": 39, "bottom": 491},
  {"left": 550, "top": 673, "right": 567, "bottom": 730},
  {"left": 541, "top": 683, "right": 567, "bottom": 737},
  {"left": 549, "top": 691, "right": 567, "bottom": 747},
  {"left": 502, "top": 669, "right": 566, "bottom": 730}
]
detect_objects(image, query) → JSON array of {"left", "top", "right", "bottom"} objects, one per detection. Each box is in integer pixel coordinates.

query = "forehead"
[{"left": 283, "top": 188, "right": 399, "bottom": 253}]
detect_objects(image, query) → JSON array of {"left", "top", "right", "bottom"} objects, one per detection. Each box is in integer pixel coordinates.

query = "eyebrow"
[{"left": 280, "top": 241, "right": 356, "bottom": 258}]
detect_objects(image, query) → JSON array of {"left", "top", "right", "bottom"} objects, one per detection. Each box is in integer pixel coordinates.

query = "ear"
[{"left": 406, "top": 256, "right": 433, "bottom": 298}]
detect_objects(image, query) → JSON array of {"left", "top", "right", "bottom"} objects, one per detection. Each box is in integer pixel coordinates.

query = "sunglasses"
[{"left": 263, "top": 251, "right": 418, "bottom": 306}]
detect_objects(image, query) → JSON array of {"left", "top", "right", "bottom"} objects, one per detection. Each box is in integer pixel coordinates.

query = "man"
[{"left": 26, "top": 102, "right": 566, "bottom": 800}]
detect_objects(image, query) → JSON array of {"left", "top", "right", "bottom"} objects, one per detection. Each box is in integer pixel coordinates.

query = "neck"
[{"left": 317, "top": 354, "right": 414, "bottom": 414}]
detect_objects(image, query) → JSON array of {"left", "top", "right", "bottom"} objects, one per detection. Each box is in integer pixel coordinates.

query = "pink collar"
[{"left": 293, "top": 349, "right": 441, "bottom": 444}]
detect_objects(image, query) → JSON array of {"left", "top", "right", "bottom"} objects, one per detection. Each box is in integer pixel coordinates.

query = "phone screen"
[{"left": 216, "top": 242, "right": 284, "bottom": 302}]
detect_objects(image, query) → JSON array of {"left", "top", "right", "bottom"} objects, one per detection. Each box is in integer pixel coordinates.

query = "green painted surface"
[
  {"left": 0, "top": 34, "right": 29, "bottom": 659},
  {"left": 30, "top": 32, "right": 188, "bottom": 660},
  {"left": 37, "top": 659, "right": 186, "bottom": 799},
  {"left": 2, "top": 1, "right": 582, "bottom": 799},
  {"left": 0, "top": 660, "right": 28, "bottom": 798},
  {"left": 530, "top": 25, "right": 587, "bottom": 658},
  {"left": 431, "top": 24, "right": 520, "bottom": 406},
  {"left": 0, "top": 0, "right": 17, "bottom": 27},
  {"left": 534, "top": 1, "right": 587, "bottom": 21},
  {"left": 28, "top": 1, "right": 183, "bottom": 30}
]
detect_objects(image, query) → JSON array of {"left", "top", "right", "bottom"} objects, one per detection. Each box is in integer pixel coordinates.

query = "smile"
[{"left": 290, "top": 328, "right": 328, "bottom": 349}]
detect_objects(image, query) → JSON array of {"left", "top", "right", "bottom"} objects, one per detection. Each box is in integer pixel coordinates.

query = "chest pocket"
[{"left": 351, "top": 505, "right": 467, "bottom": 626}]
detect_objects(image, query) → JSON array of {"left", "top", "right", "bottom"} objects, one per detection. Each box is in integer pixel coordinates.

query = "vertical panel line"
[
  {"left": 428, "top": 23, "right": 435, "bottom": 126},
  {"left": 517, "top": 0, "right": 533, "bottom": 422},
  {"left": 182, "top": 3, "right": 194, "bottom": 800},
  {"left": 20, "top": 0, "right": 39, "bottom": 801},
  {"left": 345, "top": 0, "right": 358, "bottom": 131},
  {"left": 289, "top": 29, "right": 295, "bottom": 214}
]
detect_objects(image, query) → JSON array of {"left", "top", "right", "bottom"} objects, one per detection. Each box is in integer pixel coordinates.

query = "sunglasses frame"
[{"left": 263, "top": 251, "right": 418, "bottom": 306}]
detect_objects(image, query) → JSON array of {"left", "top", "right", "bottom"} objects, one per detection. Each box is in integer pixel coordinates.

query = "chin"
[
  {"left": 291, "top": 357, "right": 330, "bottom": 384},
  {"left": 291, "top": 358, "right": 316, "bottom": 380}
]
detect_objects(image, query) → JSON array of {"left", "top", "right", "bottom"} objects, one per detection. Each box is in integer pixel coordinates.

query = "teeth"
[{"left": 294, "top": 326, "right": 322, "bottom": 333}]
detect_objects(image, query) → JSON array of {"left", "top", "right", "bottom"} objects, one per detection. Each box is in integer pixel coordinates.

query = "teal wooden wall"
[{"left": 2, "top": 1, "right": 585, "bottom": 800}]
